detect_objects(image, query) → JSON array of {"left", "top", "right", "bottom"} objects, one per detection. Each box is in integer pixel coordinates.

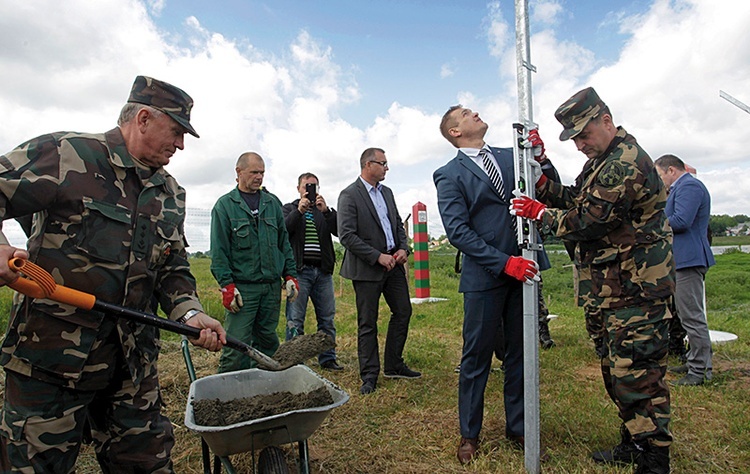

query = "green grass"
[{"left": 1, "top": 251, "right": 749, "bottom": 473}]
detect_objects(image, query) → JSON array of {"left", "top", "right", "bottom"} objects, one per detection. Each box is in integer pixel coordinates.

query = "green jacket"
[
  {"left": 210, "top": 187, "right": 296, "bottom": 286},
  {"left": 536, "top": 127, "right": 675, "bottom": 310},
  {"left": 0, "top": 129, "right": 202, "bottom": 388}
]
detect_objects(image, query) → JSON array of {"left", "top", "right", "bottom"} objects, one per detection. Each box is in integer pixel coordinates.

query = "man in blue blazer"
[
  {"left": 655, "top": 154, "right": 715, "bottom": 386},
  {"left": 338, "top": 147, "right": 421, "bottom": 395},
  {"left": 434, "top": 105, "right": 547, "bottom": 464}
]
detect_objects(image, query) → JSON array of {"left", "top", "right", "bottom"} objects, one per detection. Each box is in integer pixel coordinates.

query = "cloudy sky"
[{"left": 1, "top": 0, "right": 748, "bottom": 251}]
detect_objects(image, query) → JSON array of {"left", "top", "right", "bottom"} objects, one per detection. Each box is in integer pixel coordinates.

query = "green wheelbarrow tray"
[{"left": 184, "top": 364, "right": 350, "bottom": 458}]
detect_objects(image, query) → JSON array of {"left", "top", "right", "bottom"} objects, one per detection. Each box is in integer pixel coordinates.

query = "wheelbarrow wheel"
[{"left": 257, "top": 446, "right": 290, "bottom": 474}]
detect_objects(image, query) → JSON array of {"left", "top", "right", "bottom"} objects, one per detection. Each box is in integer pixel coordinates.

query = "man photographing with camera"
[{"left": 282, "top": 173, "right": 342, "bottom": 370}]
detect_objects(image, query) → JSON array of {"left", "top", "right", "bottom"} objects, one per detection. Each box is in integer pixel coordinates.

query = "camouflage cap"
[
  {"left": 127, "top": 76, "right": 199, "bottom": 138},
  {"left": 554, "top": 87, "right": 606, "bottom": 141}
]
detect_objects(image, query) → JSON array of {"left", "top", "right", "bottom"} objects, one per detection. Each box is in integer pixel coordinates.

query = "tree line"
[{"left": 710, "top": 214, "right": 750, "bottom": 236}]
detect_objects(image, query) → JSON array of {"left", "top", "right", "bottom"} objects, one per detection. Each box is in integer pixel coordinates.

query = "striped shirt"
[{"left": 303, "top": 209, "right": 322, "bottom": 265}]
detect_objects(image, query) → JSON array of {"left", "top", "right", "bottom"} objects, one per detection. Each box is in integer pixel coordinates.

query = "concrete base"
[
  {"left": 410, "top": 297, "right": 449, "bottom": 304},
  {"left": 709, "top": 330, "right": 738, "bottom": 344}
]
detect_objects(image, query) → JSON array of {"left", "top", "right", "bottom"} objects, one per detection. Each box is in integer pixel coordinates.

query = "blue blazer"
[
  {"left": 433, "top": 146, "right": 549, "bottom": 293},
  {"left": 665, "top": 173, "right": 715, "bottom": 270}
]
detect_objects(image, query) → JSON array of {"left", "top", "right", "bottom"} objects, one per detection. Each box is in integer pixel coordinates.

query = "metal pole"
[
  {"left": 720, "top": 90, "right": 750, "bottom": 115},
  {"left": 513, "top": 1, "right": 541, "bottom": 473}
]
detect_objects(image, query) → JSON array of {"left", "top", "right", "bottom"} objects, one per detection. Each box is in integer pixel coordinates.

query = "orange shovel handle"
[{"left": 7, "top": 258, "right": 96, "bottom": 310}]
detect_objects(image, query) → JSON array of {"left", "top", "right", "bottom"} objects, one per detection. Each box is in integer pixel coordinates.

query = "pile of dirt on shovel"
[
  {"left": 272, "top": 331, "right": 335, "bottom": 369},
  {"left": 192, "top": 385, "right": 334, "bottom": 426}
]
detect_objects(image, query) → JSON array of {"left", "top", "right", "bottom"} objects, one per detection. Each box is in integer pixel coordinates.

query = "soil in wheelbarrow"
[
  {"left": 272, "top": 331, "right": 335, "bottom": 369},
  {"left": 192, "top": 386, "right": 334, "bottom": 426}
]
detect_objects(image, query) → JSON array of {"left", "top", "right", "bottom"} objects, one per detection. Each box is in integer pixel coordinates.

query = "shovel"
[{"left": 6, "top": 258, "right": 283, "bottom": 371}]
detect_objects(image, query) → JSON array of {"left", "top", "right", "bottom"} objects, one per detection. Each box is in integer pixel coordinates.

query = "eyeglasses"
[{"left": 369, "top": 160, "right": 388, "bottom": 168}]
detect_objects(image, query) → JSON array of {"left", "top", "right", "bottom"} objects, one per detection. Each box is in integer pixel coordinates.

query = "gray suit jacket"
[{"left": 337, "top": 178, "right": 409, "bottom": 281}]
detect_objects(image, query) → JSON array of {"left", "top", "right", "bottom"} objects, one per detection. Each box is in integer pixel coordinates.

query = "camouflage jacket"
[
  {"left": 0, "top": 128, "right": 202, "bottom": 389},
  {"left": 536, "top": 127, "right": 675, "bottom": 310}
]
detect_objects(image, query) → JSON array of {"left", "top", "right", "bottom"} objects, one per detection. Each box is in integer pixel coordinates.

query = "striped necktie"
[
  {"left": 480, "top": 148, "right": 505, "bottom": 199},
  {"left": 480, "top": 148, "right": 517, "bottom": 234}
]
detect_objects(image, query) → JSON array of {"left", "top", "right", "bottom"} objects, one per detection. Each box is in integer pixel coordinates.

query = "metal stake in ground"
[{"left": 513, "top": 0, "right": 542, "bottom": 472}]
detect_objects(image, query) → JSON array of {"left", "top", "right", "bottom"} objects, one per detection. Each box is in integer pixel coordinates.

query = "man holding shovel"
[{"left": 0, "top": 76, "right": 226, "bottom": 473}]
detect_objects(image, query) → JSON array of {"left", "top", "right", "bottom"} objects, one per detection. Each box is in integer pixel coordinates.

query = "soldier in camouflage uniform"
[
  {"left": 510, "top": 87, "right": 674, "bottom": 474},
  {"left": 0, "top": 76, "right": 227, "bottom": 473}
]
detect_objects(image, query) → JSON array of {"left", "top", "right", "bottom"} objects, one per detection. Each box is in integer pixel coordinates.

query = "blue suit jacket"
[
  {"left": 434, "top": 146, "right": 549, "bottom": 292},
  {"left": 665, "top": 173, "right": 715, "bottom": 270}
]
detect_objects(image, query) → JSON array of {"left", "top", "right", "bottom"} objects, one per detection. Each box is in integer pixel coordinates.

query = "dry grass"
[{"left": 4, "top": 252, "right": 749, "bottom": 473}]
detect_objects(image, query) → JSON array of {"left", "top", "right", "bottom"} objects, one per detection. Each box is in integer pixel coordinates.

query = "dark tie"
[{"left": 480, "top": 148, "right": 505, "bottom": 199}]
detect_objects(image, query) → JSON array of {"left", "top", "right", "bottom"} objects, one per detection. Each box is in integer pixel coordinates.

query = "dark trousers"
[
  {"left": 352, "top": 266, "right": 412, "bottom": 383},
  {"left": 459, "top": 282, "right": 524, "bottom": 439}
]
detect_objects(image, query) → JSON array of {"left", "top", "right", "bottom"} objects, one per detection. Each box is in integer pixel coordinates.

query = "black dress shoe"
[
  {"left": 384, "top": 366, "right": 421, "bottom": 379},
  {"left": 360, "top": 380, "right": 376, "bottom": 395},
  {"left": 671, "top": 374, "right": 704, "bottom": 386},
  {"left": 320, "top": 360, "right": 344, "bottom": 371}
]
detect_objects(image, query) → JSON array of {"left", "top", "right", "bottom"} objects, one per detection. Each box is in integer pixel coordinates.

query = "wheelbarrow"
[
  {"left": 182, "top": 344, "right": 349, "bottom": 474},
  {"left": 4, "top": 257, "right": 348, "bottom": 473}
]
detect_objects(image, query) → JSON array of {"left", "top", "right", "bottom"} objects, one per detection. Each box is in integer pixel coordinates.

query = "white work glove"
[
  {"left": 221, "top": 284, "right": 243, "bottom": 313},
  {"left": 284, "top": 276, "right": 300, "bottom": 303},
  {"left": 528, "top": 159, "right": 543, "bottom": 185}
]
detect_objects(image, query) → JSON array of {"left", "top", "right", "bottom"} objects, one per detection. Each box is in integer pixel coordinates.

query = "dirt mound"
[
  {"left": 192, "top": 385, "right": 334, "bottom": 426},
  {"left": 273, "top": 331, "right": 335, "bottom": 369}
]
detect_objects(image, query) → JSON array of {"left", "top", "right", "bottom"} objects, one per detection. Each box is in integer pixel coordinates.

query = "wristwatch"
[{"left": 177, "top": 309, "right": 201, "bottom": 324}]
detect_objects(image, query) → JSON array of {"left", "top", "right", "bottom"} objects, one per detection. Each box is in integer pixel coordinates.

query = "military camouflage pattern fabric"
[
  {"left": 128, "top": 75, "right": 199, "bottom": 138},
  {"left": 599, "top": 302, "right": 672, "bottom": 447},
  {"left": 537, "top": 127, "right": 675, "bottom": 311},
  {"left": 535, "top": 125, "right": 674, "bottom": 449},
  {"left": 0, "top": 128, "right": 201, "bottom": 470},
  {"left": 554, "top": 86, "right": 607, "bottom": 141},
  {"left": 0, "top": 128, "right": 202, "bottom": 388},
  {"left": 1, "top": 350, "right": 174, "bottom": 473}
]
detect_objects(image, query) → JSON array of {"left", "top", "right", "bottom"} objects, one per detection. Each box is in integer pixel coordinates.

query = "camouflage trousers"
[
  {"left": 0, "top": 363, "right": 175, "bottom": 473},
  {"left": 598, "top": 301, "right": 673, "bottom": 448}
]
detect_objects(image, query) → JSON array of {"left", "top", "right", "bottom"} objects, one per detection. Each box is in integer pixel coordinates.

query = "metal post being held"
[{"left": 513, "top": 0, "right": 541, "bottom": 472}]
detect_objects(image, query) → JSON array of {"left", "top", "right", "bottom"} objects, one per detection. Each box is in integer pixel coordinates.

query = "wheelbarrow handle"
[{"left": 6, "top": 258, "right": 282, "bottom": 371}]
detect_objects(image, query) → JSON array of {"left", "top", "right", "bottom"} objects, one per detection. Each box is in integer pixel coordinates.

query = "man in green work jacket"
[{"left": 210, "top": 151, "right": 299, "bottom": 373}]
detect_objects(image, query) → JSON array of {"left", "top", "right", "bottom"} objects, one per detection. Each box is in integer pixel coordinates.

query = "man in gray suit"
[{"left": 338, "top": 147, "right": 421, "bottom": 395}]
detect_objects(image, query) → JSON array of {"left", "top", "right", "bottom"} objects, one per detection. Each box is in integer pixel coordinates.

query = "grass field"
[{"left": 1, "top": 250, "right": 749, "bottom": 473}]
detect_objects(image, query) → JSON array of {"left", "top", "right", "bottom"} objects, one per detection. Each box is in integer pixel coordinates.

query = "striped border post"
[{"left": 412, "top": 202, "right": 430, "bottom": 298}]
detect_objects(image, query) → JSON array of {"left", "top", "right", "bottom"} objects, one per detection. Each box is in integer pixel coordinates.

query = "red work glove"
[
  {"left": 524, "top": 128, "right": 546, "bottom": 161},
  {"left": 510, "top": 194, "right": 546, "bottom": 220},
  {"left": 221, "top": 283, "right": 243, "bottom": 313},
  {"left": 504, "top": 256, "right": 541, "bottom": 284},
  {"left": 284, "top": 276, "right": 300, "bottom": 302}
]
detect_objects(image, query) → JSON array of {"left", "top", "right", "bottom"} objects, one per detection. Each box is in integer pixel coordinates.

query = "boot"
[
  {"left": 538, "top": 318, "right": 555, "bottom": 349},
  {"left": 591, "top": 425, "right": 638, "bottom": 465},
  {"left": 635, "top": 445, "right": 670, "bottom": 474}
]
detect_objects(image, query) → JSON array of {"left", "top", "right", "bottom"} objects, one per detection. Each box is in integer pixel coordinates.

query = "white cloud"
[
  {"left": 440, "top": 63, "right": 454, "bottom": 78},
  {"left": 1, "top": 0, "right": 748, "bottom": 251},
  {"left": 532, "top": 0, "right": 564, "bottom": 25}
]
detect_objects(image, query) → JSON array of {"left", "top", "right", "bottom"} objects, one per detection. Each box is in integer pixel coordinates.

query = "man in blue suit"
[
  {"left": 434, "top": 105, "right": 546, "bottom": 464},
  {"left": 655, "top": 154, "right": 715, "bottom": 386}
]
